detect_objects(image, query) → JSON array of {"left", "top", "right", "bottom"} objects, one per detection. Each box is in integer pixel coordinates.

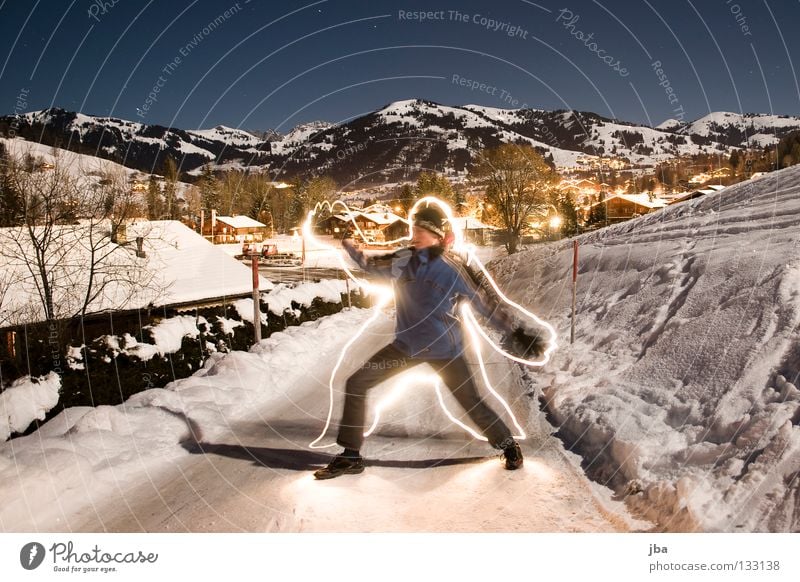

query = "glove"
[{"left": 501, "top": 327, "right": 545, "bottom": 359}]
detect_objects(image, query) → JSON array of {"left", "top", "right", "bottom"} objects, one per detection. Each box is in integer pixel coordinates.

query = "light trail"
[{"left": 302, "top": 197, "right": 557, "bottom": 447}]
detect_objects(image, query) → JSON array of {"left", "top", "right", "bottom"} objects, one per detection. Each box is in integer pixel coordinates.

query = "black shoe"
[
  {"left": 314, "top": 454, "right": 365, "bottom": 480},
  {"left": 501, "top": 440, "right": 523, "bottom": 470}
]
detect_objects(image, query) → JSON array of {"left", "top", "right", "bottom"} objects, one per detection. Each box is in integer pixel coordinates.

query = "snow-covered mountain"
[
  {"left": 186, "top": 124, "right": 263, "bottom": 149},
  {"left": 683, "top": 111, "right": 800, "bottom": 149},
  {"left": 1, "top": 108, "right": 270, "bottom": 173},
  {"left": 2, "top": 102, "right": 799, "bottom": 184}
]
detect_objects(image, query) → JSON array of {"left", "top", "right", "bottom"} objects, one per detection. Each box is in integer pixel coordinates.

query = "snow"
[
  {"left": 0, "top": 372, "right": 61, "bottom": 441},
  {"left": 215, "top": 215, "right": 267, "bottom": 229},
  {"left": 686, "top": 111, "right": 800, "bottom": 137},
  {"left": 261, "top": 280, "right": 348, "bottom": 315},
  {"left": 175, "top": 139, "right": 214, "bottom": 158},
  {"left": 0, "top": 220, "right": 269, "bottom": 326},
  {"left": 187, "top": 125, "right": 262, "bottom": 148},
  {"left": 1, "top": 166, "right": 798, "bottom": 532},
  {"left": 656, "top": 118, "right": 684, "bottom": 130},
  {"left": 0, "top": 308, "right": 644, "bottom": 532},
  {"left": 121, "top": 316, "right": 205, "bottom": 362},
  {"left": 269, "top": 120, "right": 334, "bottom": 155},
  {"left": 0, "top": 136, "right": 195, "bottom": 200},
  {"left": 493, "top": 163, "right": 800, "bottom": 531}
]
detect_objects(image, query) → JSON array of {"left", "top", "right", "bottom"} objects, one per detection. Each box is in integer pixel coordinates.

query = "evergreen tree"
[
  {"left": 146, "top": 175, "right": 163, "bottom": 220},
  {"left": 586, "top": 192, "right": 607, "bottom": 227},
  {"left": 396, "top": 183, "right": 415, "bottom": 214},
  {"left": 728, "top": 149, "right": 741, "bottom": 177},
  {"left": 554, "top": 192, "right": 579, "bottom": 237},
  {"left": 198, "top": 164, "right": 220, "bottom": 212},
  {"left": 162, "top": 156, "right": 179, "bottom": 219},
  {"left": 0, "top": 144, "right": 22, "bottom": 226},
  {"left": 415, "top": 172, "right": 455, "bottom": 205}
]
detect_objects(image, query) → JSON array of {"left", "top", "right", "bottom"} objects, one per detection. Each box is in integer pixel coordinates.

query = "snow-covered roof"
[
  {"left": 449, "top": 216, "right": 496, "bottom": 230},
  {"left": 0, "top": 220, "right": 269, "bottom": 326},
  {"left": 332, "top": 210, "right": 405, "bottom": 226},
  {"left": 359, "top": 212, "right": 405, "bottom": 226},
  {"left": 215, "top": 215, "right": 267, "bottom": 229},
  {"left": 593, "top": 193, "right": 668, "bottom": 209}
]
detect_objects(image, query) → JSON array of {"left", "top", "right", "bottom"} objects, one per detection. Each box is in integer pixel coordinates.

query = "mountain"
[
  {"left": 2, "top": 101, "right": 799, "bottom": 185},
  {"left": 683, "top": 111, "right": 800, "bottom": 149}
]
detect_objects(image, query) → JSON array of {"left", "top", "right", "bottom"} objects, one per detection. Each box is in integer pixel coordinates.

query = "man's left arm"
[{"left": 449, "top": 257, "right": 545, "bottom": 358}]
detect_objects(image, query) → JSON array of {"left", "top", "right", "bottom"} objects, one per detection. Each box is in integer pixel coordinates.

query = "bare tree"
[
  {"left": 471, "top": 144, "right": 559, "bottom": 254},
  {"left": 0, "top": 148, "right": 159, "bottom": 325}
]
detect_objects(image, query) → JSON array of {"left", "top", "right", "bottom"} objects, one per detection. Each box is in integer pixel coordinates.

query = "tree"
[
  {"left": 776, "top": 131, "right": 800, "bottom": 169},
  {"left": 287, "top": 175, "right": 337, "bottom": 228},
  {"left": 728, "top": 149, "right": 741, "bottom": 177},
  {"left": 586, "top": 192, "right": 607, "bottom": 228},
  {"left": 415, "top": 172, "right": 455, "bottom": 205},
  {"left": 395, "top": 183, "right": 415, "bottom": 214},
  {"left": 146, "top": 175, "right": 163, "bottom": 220},
  {"left": 471, "top": 144, "right": 558, "bottom": 254},
  {"left": 0, "top": 143, "right": 22, "bottom": 226},
  {"left": 198, "top": 164, "right": 219, "bottom": 212},
  {"left": 162, "top": 156, "right": 179, "bottom": 219},
  {"left": 554, "top": 192, "right": 579, "bottom": 237},
  {"left": 0, "top": 150, "right": 156, "bottom": 324}
]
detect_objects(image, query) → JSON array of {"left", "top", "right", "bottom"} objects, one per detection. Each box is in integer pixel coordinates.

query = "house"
[
  {"left": 201, "top": 214, "right": 268, "bottom": 244},
  {"left": 328, "top": 209, "right": 407, "bottom": 243},
  {"left": 668, "top": 185, "right": 726, "bottom": 205},
  {"left": 589, "top": 193, "right": 668, "bottom": 222},
  {"left": 0, "top": 220, "right": 269, "bottom": 330},
  {"left": 0, "top": 220, "right": 269, "bottom": 384},
  {"left": 449, "top": 216, "right": 497, "bottom": 245}
]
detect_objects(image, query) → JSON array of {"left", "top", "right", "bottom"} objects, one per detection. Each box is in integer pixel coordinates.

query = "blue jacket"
[{"left": 345, "top": 243, "right": 507, "bottom": 359}]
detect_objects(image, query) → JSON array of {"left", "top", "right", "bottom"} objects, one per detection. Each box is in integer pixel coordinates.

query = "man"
[{"left": 314, "top": 204, "right": 523, "bottom": 480}]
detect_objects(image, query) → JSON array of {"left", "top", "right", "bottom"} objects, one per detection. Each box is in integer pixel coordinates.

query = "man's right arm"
[
  {"left": 342, "top": 238, "right": 402, "bottom": 279},
  {"left": 342, "top": 238, "right": 369, "bottom": 270}
]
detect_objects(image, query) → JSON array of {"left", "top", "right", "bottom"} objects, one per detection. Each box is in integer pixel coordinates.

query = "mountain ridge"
[{"left": 2, "top": 100, "right": 799, "bottom": 185}]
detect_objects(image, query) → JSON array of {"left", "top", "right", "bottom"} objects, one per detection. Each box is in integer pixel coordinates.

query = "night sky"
[{"left": 1, "top": 0, "right": 798, "bottom": 132}]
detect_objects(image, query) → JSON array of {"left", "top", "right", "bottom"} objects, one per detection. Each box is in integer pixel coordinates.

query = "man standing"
[{"left": 314, "top": 204, "right": 523, "bottom": 479}]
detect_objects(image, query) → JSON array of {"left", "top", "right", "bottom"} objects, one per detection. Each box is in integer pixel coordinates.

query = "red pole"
[
  {"left": 571, "top": 240, "right": 578, "bottom": 344},
  {"left": 252, "top": 255, "right": 262, "bottom": 344}
]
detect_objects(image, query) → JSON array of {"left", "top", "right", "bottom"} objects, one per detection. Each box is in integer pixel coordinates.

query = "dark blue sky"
[{"left": 1, "top": 0, "right": 798, "bottom": 132}]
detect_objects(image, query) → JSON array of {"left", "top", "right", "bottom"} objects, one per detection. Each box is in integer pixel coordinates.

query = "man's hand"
[{"left": 501, "top": 327, "right": 545, "bottom": 359}]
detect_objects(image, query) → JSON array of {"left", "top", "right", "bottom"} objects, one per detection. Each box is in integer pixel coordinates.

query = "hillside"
[{"left": 492, "top": 166, "right": 800, "bottom": 531}]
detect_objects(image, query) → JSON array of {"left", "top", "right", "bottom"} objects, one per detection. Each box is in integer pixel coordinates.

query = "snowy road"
[{"left": 39, "top": 310, "right": 644, "bottom": 533}]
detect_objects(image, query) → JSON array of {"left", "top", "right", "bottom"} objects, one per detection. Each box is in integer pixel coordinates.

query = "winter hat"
[{"left": 413, "top": 205, "right": 446, "bottom": 238}]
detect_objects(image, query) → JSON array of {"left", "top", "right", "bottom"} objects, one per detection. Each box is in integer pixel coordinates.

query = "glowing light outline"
[{"left": 302, "top": 196, "right": 557, "bottom": 448}]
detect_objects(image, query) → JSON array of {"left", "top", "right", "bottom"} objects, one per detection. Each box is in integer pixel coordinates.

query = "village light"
[{"left": 549, "top": 215, "right": 562, "bottom": 230}]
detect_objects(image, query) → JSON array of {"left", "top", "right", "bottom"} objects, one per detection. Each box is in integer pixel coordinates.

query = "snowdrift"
[{"left": 493, "top": 166, "right": 800, "bottom": 532}]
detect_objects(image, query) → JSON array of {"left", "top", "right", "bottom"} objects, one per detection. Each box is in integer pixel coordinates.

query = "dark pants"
[{"left": 336, "top": 344, "right": 513, "bottom": 451}]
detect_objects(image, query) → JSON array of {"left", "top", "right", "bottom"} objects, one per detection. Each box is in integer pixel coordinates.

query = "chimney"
[{"left": 135, "top": 236, "right": 146, "bottom": 258}]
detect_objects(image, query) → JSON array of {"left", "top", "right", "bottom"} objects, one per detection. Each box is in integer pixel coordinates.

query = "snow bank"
[
  {"left": 234, "top": 279, "right": 349, "bottom": 322},
  {"left": 0, "top": 372, "right": 61, "bottom": 441},
  {"left": 123, "top": 315, "right": 205, "bottom": 361},
  {"left": 262, "top": 279, "right": 349, "bottom": 315},
  {"left": 493, "top": 165, "right": 800, "bottom": 532}
]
